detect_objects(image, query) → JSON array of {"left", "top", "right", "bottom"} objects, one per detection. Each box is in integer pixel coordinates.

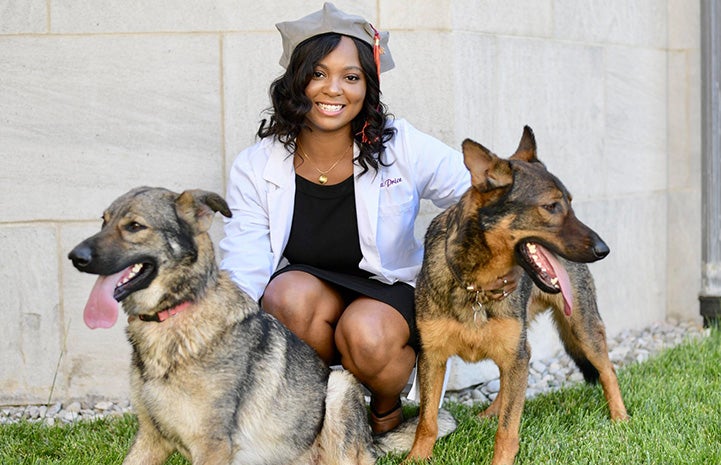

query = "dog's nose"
[
  {"left": 593, "top": 240, "right": 610, "bottom": 259},
  {"left": 68, "top": 244, "right": 93, "bottom": 269}
]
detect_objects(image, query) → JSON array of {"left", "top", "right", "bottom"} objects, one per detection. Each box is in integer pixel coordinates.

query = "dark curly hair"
[{"left": 257, "top": 33, "right": 396, "bottom": 175}]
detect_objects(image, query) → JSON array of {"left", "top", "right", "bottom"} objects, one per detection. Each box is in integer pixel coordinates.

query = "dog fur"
[
  {"left": 404, "top": 127, "right": 628, "bottom": 465},
  {"left": 68, "top": 187, "right": 455, "bottom": 465}
]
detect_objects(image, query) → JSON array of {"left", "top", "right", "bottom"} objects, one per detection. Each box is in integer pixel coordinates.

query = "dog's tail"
[
  {"left": 373, "top": 409, "right": 457, "bottom": 456},
  {"left": 322, "top": 370, "right": 457, "bottom": 462},
  {"left": 568, "top": 352, "right": 601, "bottom": 384},
  {"left": 319, "top": 370, "right": 377, "bottom": 464}
]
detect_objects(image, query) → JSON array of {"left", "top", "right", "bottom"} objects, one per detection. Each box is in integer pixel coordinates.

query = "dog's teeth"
[
  {"left": 116, "top": 264, "right": 143, "bottom": 288},
  {"left": 128, "top": 264, "right": 143, "bottom": 278},
  {"left": 527, "top": 244, "right": 537, "bottom": 253}
]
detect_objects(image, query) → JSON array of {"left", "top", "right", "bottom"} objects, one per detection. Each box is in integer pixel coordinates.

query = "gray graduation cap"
[{"left": 276, "top": 2, "right": 395, "bottom": 75}]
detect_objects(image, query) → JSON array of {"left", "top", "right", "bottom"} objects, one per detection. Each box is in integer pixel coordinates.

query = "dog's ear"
[
  {"left": 176, "top": 190, "right": 232, "bottom": 234},
  {"left": 509, "top": 125, "right": 538, "bottom": 162},
  {"left": 462, "top": 138, "right": 513, "bottom": 192}
]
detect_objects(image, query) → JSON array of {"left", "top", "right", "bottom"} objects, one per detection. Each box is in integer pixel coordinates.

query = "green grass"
[{"left": 2, "top": 328, "right": 719, "bottom": 465}]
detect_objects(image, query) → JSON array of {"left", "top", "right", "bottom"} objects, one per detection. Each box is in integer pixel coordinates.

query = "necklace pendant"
[{"left": 318, "top": 174, "right": 328, "bottom": 184}]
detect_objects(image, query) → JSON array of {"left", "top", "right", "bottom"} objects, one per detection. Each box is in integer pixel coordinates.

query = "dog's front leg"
[
  {"left": 404, "top": 349, "right": 447, "bottom": 463},
  {"left": 189, "top": 441, "right": 233, "bottom": 465},
  {"left": 123, "top": 422, "right": 174, "bottom": 465},
  {"left": 490, "top": 338, "right": 530, "bottom": 465}
]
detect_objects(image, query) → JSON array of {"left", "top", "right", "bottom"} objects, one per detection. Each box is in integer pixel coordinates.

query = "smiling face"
[{"left": 303, "top": 35, "right": 367, "bottom": 136}]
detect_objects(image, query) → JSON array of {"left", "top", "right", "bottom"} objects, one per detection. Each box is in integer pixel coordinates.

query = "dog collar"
[
  {"left": 138, "top": 301, "right": 192, "bottom": 323},
  {"left": 444, "top": 243, "right": 511, "bottom": 323},
  {"left": 444, "top": 249, "right": 506, "bottom": 297}
]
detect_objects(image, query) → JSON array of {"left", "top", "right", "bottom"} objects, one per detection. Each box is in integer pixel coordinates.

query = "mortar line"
[{"left": 219, "top": 33, "right": 227, "bottom": 196}]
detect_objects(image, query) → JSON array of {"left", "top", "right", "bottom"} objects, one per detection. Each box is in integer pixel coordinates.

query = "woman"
[{"left": 220, "top": 2, "right": 517, "bottom": 434}]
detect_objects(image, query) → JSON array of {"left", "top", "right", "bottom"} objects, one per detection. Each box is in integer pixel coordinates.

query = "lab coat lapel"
[
  {"left": 264, "top": 145, "right": 295, "bottom": 263},
  {"left": 354, "top": 153, "right": 381, "bottom": 270}
]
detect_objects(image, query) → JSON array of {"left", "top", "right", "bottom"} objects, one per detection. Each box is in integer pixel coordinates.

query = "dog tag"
[{"left": 472, "top": 292, "right": 487, "bottom": 324}]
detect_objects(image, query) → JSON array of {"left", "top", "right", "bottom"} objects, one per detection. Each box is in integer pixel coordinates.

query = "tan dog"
[{"left": 68, "top": 187, "right": 455, "bottom": 465}]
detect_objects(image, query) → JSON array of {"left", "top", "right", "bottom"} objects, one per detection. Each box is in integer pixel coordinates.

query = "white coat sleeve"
[
  {"left": 398, "top": 120, "right": 470, "bottom": 207},
  {"left": 219, "top": 150, "right": 275, "bottom": 302}
]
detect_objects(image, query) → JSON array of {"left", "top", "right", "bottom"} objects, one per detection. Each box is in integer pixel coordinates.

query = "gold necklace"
[{"left": 297, "top": 141, "right": 352, "bottom": 185}]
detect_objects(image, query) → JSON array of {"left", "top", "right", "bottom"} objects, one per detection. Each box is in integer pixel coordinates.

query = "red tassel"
[
  {"left": 372, "top": 29, "right": 381, "bottom": 81},
  {"left": 359, "top": 120, "right": 371, "bottom": 144},
  {"left": 360, "top": 25, "right": 382, "bottom": 145}
]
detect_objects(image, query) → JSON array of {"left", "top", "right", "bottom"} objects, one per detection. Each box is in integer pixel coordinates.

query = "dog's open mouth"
[
  {"left": 113, "top": 262, "right": 155, "bottom": 301},
  {"left": 516, "top": 241, "right": 573, "bottom": 316},
  {"left": 83, "top": 262, "right": 156, "bottom": 329}
]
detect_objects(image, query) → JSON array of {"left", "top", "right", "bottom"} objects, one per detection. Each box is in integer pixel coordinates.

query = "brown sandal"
[{"left": 369, "top": 398, "right": 404, "bottom": 435}]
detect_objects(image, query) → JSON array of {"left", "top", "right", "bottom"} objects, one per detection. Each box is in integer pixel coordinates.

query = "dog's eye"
[
  {"left": 543, "top": 202, "right": 560, "bottom": 213},
  {"left": 125, "top": 222, "right": 147, "bottom": 233}
]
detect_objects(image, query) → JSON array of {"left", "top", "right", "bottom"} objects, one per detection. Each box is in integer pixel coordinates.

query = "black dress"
[{"left": 269, "top": 174, "right": 419, "bottom": 351}]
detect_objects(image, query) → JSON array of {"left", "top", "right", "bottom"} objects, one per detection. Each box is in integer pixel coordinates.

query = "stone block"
[
  {"left": 446, "top": 358, "right": 499, "bottom": 391},
  {"left": 604, "top": 46, "right": 667, "bottom": 196},
  {"left": 49, "top": 0, "right": 375, "bottom": 33},
  {"left": 687, "top": 50, "right": 702, "bottom": 170},
  {"left": 494, "top": 37, "right": 605, "bottom": 199},
  {"left": 579, "top": 195, "right": 668, "bottom": 335},
  {"left": 0, "top": 34, "right": 223, "bottom": 222},
  {"left": 668, "top": 50, "right": 695, "bottom": 190},
  {"left": 381, "top": 0, "right": 453, "bottom": 30},
  {"left": 383, "top": 31, "right": 496, "bottom": 147},
  {"left": 383, "top": 0, "right": 552, "bottom": 37},
  {"left": 0, "top": 0, "right": 46, "bottom": 34},
  {"left": 0, "top": 225, "right": 62, "bottom": 404},
  {"left": 666, "top": 189, "right": 702, "bottom": 321},
  {"left": 554, "top": 0, "right": 666, "bottom": 47},
  {"left": 223, "top": 32, "right": 284, "bottom": 175},
  {"left": 451, "top": 32, "right": 496, "bottom": 147},
  {"left": 450, "top": 0, "right": 552, "bottom": 37},
  {"left": 668, "top": 0, "right": 700, "bottom": 49},
  {"left": 527, "top": 312, "right": 563, "bottom": 361}
]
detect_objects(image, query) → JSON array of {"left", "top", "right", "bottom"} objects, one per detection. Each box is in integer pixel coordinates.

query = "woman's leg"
[
  {"left": 262, "top": 271, "right": 345, "bottom": 364},
  {"left": 264, "top": 275, "right": 415, "bottom": 433},
  {"left": 335, "top": 297, "right": 416, "bottom": 433}
]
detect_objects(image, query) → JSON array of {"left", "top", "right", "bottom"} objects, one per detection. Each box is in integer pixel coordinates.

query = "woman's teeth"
[{"left": 318, "top": 103, "right": 343, "bottom": 112}]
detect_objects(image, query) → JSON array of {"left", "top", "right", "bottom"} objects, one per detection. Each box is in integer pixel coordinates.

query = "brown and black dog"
[{"left": 405, "top": 127, "right": 628, "bottom": 465}]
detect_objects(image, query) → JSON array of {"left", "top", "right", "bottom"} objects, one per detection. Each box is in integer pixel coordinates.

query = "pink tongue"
[
  {"left": 536, "top": 245, "right": 573, "bottom": 316},
  {"left": 83, "top": 271, "right": 124, "bottom": 329}
]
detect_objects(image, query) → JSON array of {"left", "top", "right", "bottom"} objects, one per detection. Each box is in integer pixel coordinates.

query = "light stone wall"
[{"left": 0, "top": 0, "right": 702, "bottom": 403}]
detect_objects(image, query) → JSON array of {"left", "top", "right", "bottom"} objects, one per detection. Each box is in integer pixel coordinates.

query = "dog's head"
[
  {"left": 68, "top": 187, "right": 231, "bottom": 328},
  {"left": 461, "top": 127, "right": 608, "bottom": 309}
]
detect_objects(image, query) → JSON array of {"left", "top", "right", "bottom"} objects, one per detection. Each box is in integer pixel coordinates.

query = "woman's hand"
[{"left": 486, "top": 266, "right": 523, "bottom": 301}]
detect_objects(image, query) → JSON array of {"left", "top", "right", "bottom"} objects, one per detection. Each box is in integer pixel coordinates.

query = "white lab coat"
[{"left": 219, "top": 118, "right": 470, "bottom": 301}]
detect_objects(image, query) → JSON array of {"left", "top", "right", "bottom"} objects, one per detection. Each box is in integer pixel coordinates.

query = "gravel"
[{"left": 0, "top": 319, "right": 708, "bottom": 426}]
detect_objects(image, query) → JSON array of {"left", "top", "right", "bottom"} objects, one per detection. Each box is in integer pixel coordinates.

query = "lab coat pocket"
[
  {"left": 376, "top": 198, "right": 421, "bottom": 270},
  {"left": 378, "top": 198, "right": 414, "bottom": 218}
]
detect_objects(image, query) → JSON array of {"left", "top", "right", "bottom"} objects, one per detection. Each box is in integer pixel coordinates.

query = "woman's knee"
[
  {"left": 262, "top": 272, "right": 343, "bottom": 333},
  {"left": 337, "top": 302, "right": 410, "bottom": 365},
  {"left": 262, "top": 276, "right": 306, "bottom": 321}
]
